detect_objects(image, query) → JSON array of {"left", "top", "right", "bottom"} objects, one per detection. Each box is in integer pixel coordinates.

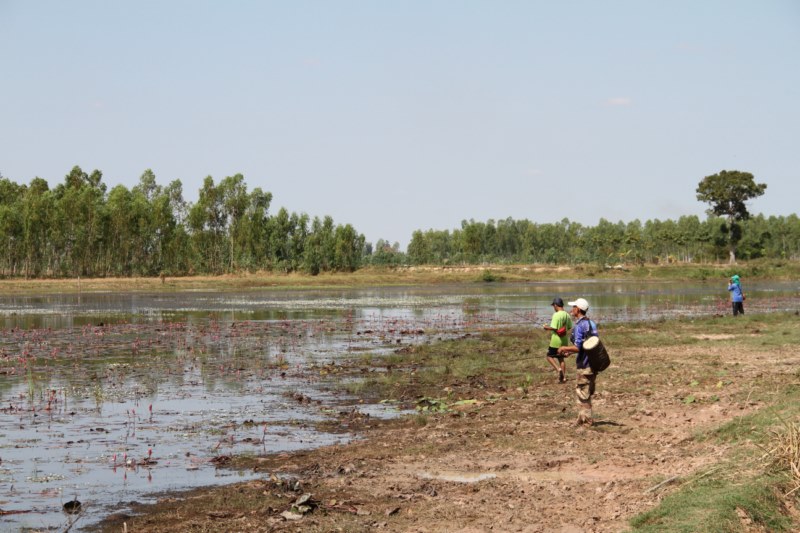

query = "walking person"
[
  {"left": 728, "top": 275, "right": 745, "bottom": 316},
  {"left": 557, "top": 298, "right": 597, "bottom": 426},
  {"left": 543, "top": 297, "right": 572, "bottom": 383}
]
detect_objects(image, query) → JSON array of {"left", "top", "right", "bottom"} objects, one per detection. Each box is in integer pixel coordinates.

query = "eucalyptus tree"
[
  {"left": 428, "top": 229, "right": 453, "bottom": 264},
  {"left": 302, "top": 216, "right": 324, "bottom": 274},
  {"left": 188, "top": 176, "right": 227, "bottom": 273},
  {"left": 737, "top": 214, "right": 772, "bottom": 260},
  {"left": 371, "top": 238, "right": 405, "bottom": 266},
  {"left": 408, "top": 229, "right": 454, "bottom": 265},
  {"left": 21, "top": 178, "right": 52, "bottom": 277},
  {"left": 0, "top": 178, "right": 25, "bottom": 275},
  {"left": 622, "top": 220, "right": 644, "bottom": 265},
  {"left": 361, "top": 241, "right": 374, "bottom": 261},
  {"left": 51, "top": 166, "right": 107, "bottom": 276},
  {"left": 514, "top": 220, "right": 534, "bottom": 260},
  {"left": 449, "top": 229, "right": 465, "bottom": 263},
  {"left": 495, "top": 217, "right": 521, "bottom": 259},
  {"left": 267, "top": 207, "right": 293, "bottom": 272},
  {"left": 162, "top": 179, "right": 190, "bottom": 273},
  {"left": 218, "top": 174, "right": 250, "bottom": 271},
  {"left": 532, "top": 222, "right": 564, "bottom": 264},
  {"left": 482, "top": 220, "right": 498, "bottom": 259},
  {"left": 288, "top": 212, "right": 309, "bottom": 271},
  {"left": 106, "top": 184, "right": 137, "bottom": 274},
  {"left": 131, "top": 170, "right": 159, "bottom": 271},
  {"left": 772, "top": 214, "right": 800, "bottom": 259},
  {"left": 696, "top": 170, "right": 767, "bottom": 264},
  {"left": 559, "top": 218, "right": 584, "bottom": 264},
  {"left": 240, "top": 187, "right": 272, "bottom": 269},
  {"left": 675, "top": 216, "right": 704, "bottom": 262},
  {"left": 460, "top": 219, "right": 483, "bottom": 261},
  {"left": 332, "top": 224, "right": 363, "bottom": 272},
  {"left": 319, "top": 216, "right": 336, "bottom": 270},
  {"left": 581, "top": 219, "right": 625, "bottom": 265},
  {"left": 407, "top": 230, "right": 432, "bottom": 264}
]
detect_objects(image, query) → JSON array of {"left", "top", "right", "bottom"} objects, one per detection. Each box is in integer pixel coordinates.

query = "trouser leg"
[{"left": 576, "top": 368, "right": 596, "bottom": 424}]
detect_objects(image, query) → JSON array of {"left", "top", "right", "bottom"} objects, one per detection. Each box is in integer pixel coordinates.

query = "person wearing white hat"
[{"left": 557, "top": 297, "right": 597, "bottom": 425}]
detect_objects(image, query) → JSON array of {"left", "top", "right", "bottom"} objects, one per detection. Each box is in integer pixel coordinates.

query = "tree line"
[
  {"left": 402, "top": 169, "right": 791, "bottom": 266},
  {"left": 403, "top": 214, "right": 800, "bottom": 266},
  {"left": 0, "top": 166, "right": 365, "bottom": 277},
  {"left": 0, "top": 166, "right": 797, "bottom": 278}
]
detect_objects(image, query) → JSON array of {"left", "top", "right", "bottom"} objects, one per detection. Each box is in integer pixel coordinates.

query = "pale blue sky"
[{"left": 1, "top": 1, "right": 798, "bottom": 248}]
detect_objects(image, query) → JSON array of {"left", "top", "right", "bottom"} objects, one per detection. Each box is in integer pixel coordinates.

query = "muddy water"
[{"left": 0, "top": 280, "right": 797, "bottom": 530}]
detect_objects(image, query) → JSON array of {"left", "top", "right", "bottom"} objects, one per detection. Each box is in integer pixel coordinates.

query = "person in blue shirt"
[
  {"left": 728, "top": 275, "right": 745, "bottom": 316},
  {"left": 556, "top": 297, "right": 597, "bottom": 426}
]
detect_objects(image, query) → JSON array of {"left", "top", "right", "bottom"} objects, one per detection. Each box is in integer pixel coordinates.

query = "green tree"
[
  {"left": 239, "top": 187, "right": 272, "bottom": 269},
  {"left": 187, "top": 176, "right": 226, "bottom": 273},
  {"left": 332, "top": 224, "right": 363, "bottom": 272},
  {"left": 106, "top": 184, "right": 136, "bottom": 274},
  {"left": 287, "top": 212, "right": 308, "bottom": 270},
  {"left": 51, "top": 166, "right": 106, "bottom": 276},
  {"left": 21, "top": 178, "right": 52, "bottom": 277},
  {"left": 302, "top": 216, "right": 324, "bottom": 274},
  {"left": 0, "top": 178, "right": 25, "bottom": 276},
  {"left": 407, "top": 230, "right": 431, "bottom": 264},
  {"left": 267, "top": 207, "right": 293, "bottom": 272},
  {"left": 218, "top": 174, "right": 249, "bottom": 271},
  {"left": 460, "top": 219, "right": 483, "bottom": 261},
  {"left": 696, "top": 170, "right": 767, "bottom": 263}
]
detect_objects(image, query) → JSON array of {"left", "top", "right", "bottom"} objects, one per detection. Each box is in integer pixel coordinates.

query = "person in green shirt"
[{"left": 543, "top": 297, "right": 572, "bottom": 383}]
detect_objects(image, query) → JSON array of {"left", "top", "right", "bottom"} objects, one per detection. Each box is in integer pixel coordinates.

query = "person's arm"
[
  {"left": 558, "top": 344, "right": 578, "bottom": 355},
  {"left": 558, "top": 319, "right": 583, "bottom": 356}
]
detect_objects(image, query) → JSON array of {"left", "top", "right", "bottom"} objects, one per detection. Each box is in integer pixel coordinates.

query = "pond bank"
[
  {"left": 94, "top": 312, "right": 800, "bottom": 532},
  {"left": 2, "top": 260, "right": 799, "bottom": 294}
]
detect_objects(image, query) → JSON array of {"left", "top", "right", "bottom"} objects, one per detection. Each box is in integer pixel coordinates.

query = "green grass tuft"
[{"left": 630, "top": 473, "right": 792, "bottom": 532}]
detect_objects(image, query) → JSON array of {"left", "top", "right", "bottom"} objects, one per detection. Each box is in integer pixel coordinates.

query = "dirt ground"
[{"left": 94, "top": 321, "right": 799, "bottom": 533}]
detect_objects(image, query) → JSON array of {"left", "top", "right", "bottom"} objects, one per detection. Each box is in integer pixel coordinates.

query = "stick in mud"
[{"left": 643, "top": 475, "right": 680, "bottom": 494}]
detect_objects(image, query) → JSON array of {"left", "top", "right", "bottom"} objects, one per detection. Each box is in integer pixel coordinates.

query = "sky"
[{"left": 1, "top": 1, "right": 798, "bottom": 249}]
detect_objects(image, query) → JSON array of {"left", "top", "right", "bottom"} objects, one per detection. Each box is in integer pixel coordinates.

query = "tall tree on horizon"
[{"left": 696, "top": 170, "right": 767, "bottom": 264}]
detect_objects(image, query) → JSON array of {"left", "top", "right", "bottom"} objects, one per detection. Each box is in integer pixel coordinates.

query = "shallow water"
[{"left": 0, "top": 280, "right": 797, "bottom": 531}]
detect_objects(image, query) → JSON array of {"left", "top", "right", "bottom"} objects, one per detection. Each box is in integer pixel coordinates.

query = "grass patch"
[
  {"left": 348, "top": 313, "right": 799, "bottom": 405},
  {"left": 631, "top": 382, "right": 800, "bottom": 532},
  {"left": 479, "top": 270, "right": 503, "bottom": 282},
  {"left": 631, "top": 473, "right": 793, "bottom": 532}
]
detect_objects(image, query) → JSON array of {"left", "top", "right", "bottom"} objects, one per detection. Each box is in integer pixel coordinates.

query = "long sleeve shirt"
[{"left": 728, "top": 283, "right": 744, "bottom": 303}]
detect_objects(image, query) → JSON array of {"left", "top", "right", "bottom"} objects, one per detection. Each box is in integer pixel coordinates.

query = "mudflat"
[{"left": 94, "top": 311, "right": 800, "bottom": 532}]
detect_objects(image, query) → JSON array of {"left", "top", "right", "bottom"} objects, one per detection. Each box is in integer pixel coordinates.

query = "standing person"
[
  {"left": 543, "top": 297, "right": 572, "bottom": 383},
  {"left": 728, "top": 274, "right": 745, "bottom": 316},
  {"left": 557, "top": 298, "right": 597, "bottom": 426}
]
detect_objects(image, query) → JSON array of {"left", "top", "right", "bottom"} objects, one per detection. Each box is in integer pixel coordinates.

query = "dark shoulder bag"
[{"left": 583, "top": 320, "right": 611, "bottom": 373}]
